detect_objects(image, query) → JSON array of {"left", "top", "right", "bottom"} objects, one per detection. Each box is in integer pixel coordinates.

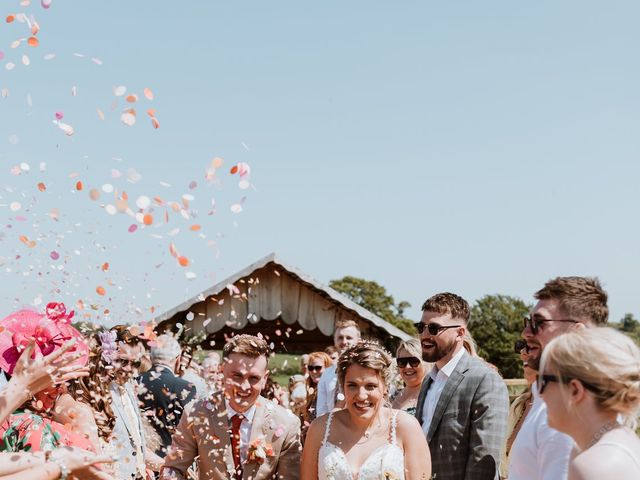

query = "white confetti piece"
[
  {"left": 120, "top": 112, "right": 136, "bottom": 126},
  {"left": 21, "top": 55, "right": 30, "bottom": 66},
  {"left": 105, "top": 204, "right": 117, "bottom": 215},
  {"left": 230, "top": 204, "right": 243, "bottom": 213},
  {"left": 9, "top": 202, "right": 21, "bottom": 212},
  {"left": 101, "top": 184, "right": 114, "bottom": 193},
  {"left": 136, "top": 195, "right": 150, "bottom": 209},
  {"left": 5, "top": 63, "right": 15, "bottom": 71},
  {"left": 113, "top": 85, "right": 126, "bottom": 97}
]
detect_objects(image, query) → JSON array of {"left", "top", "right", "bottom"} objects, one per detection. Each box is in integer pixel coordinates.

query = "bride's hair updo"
[
  {"left": 336, "top": 341, "right": 394, "bottom": 393},
  {"left": 541, "top": 327, "right": 640, "bottom": 428}
]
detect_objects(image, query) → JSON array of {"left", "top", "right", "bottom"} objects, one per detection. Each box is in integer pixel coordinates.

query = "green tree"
[
  {"left": 329, "top": 276, "right": 416, "bottom": 335},
  {"left": 468, "top": 294, "right": 531, "bottom": 379},
  {"left": 613, "top": 313, "right": 640, "bottom": 345}
]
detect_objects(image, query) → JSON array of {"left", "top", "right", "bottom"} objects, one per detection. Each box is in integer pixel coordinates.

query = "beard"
[
  {"left": 422, "top": 336, "right": 458, "bottom": 363},
  {"left": 527, "top": 348, "right": 541, "bottom": 371}
]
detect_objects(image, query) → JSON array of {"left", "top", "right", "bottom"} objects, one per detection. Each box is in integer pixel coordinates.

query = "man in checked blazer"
[{"left": 415, "top": 292, "right": 509, "bottom": 480}]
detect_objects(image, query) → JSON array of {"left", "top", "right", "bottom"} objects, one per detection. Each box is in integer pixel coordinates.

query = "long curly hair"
[{"left": 66, "top": 333, "right": 117, "bottom": 440}]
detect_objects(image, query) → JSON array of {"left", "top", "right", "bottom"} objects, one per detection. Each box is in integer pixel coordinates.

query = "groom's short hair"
[{"left": 223, "top": 334, "right": 270, "bottom": 359}]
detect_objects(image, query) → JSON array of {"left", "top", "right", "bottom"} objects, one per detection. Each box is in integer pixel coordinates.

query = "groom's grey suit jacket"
[{"left": 415, "top": 351, "right": 509, "bottom": 480}]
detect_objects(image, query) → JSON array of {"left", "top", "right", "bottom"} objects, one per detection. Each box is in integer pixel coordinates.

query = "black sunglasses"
[
  {"left": 415, "top": 323, "right": 462, "bottom": 336},
  {"left": 118, "top": 359, "right": 142, "bottom": 369},
  {"left": 523, "top": 316, "right": 578, "bottom": 335},
  {"left": 396, "top": 357, "right": 421, "bottom": 368},
  {"left": 307, "top": 365, "right": 324, "bottom": 373},
  {"left": 514, "top": 339, "right": 529, "bottom": 354},
  {"left": 538, "top": 373, "right": 600, "bottom": 395}
]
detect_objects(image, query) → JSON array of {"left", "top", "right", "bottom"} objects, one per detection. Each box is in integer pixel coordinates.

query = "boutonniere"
[{"left": 247, "top": 436, "right": 274, "bottom": 464}]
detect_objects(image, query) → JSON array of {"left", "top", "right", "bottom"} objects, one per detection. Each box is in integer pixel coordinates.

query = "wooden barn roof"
[{"left": 154, "top": 252, "right": 411, "bottom": 342}]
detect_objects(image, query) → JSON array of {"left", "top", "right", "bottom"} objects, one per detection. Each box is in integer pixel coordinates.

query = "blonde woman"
[
  {"left": 391, "top": 338, "right": 430, "bottom": 416},
  {"left": 540, "top": 327, "right": 640, "bottom": 479},
  {"left": 302, "top": 341, "right": 431, "bottom": 480}
]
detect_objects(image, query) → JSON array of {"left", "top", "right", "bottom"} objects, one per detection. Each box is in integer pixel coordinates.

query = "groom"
[{"left": 161, "top": 334, "right": 301, "bottom": 480}]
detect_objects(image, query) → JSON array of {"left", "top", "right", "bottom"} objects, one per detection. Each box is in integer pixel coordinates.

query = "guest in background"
[
  {"left": 177, "top": 345, "right": 208, "bottom": 399},
  {"left": 323, "top": 346, "right": 339, "bottom": 365},
  {"left": 288, "top": 374, "right": 307, "bottom": 418},
  {"left": 300, "top": 354, "right": 310, "bottom": 376},
  {"left": 500, "top": 340, "right": 536, "bottom": 479},
  {"left": 391, "top": 338, "right": 430, "bottom": 416},
  {"left": 316, "top": 320, "right": 361, "bottom": 416},
  {"left": 539, "top": 327, "right": 640, "bottom": 479},
  {"left": 303, "top": 351, "right": 332, "bottom": 428},
  {"left": 202, "top": 351, "right": 223, "bottom": 393},
  {"left": 138, "top": 334, "right": 197, "bottom": 457}
]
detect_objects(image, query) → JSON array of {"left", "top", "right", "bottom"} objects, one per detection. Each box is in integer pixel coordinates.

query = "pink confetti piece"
[
  {"left": 55, "top": 111, "right": 63, "bottom": 120},
  {"left": 50, "top": 251, "right": 59, "bottom": 260},
  {"left": 128, "top": 224, "right": 137, "bottom": 233}
]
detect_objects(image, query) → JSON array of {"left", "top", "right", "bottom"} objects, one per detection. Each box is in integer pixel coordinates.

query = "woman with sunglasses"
[
  {"left": 304, "top": 352, "right": 333, "bottom": 428},
  {"left": 391, "top": 339, "right": 430, "bottom": 416},
  {"left": 539, "top": 327, "right": 640, "bottom": 479}
]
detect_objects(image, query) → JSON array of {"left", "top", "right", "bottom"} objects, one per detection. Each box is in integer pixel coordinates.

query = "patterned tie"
[{"left": 231, "top": 414, "right": 244, "bottom": 479}]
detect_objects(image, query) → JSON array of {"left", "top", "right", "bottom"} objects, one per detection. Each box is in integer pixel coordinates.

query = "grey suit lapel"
[
  {"left": 426, "top": 353, "right": 470, "bottom": 442},
  {"left": 416, "top": 375, "right": 433, "bottom": 424}
]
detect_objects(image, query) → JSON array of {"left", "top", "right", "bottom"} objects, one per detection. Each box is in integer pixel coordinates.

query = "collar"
[
  {"left": 430, "top": 347, "right": 466, "bottom": 380},
  {"left": 227, "top": 403, "right": 257, "bottom": 423}
]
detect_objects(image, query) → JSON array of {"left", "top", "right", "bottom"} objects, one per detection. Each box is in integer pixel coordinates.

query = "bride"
[{"left": 301, "top": 341, "right": 431, "bottom": 480}]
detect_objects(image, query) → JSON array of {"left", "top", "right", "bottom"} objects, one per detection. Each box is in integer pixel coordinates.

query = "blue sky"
[{"left": 0, "top": 1, "right": 638, "bottom": 325}]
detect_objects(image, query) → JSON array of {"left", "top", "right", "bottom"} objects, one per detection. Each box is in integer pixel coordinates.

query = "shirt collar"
[
  {"left": 430, "top": 347, "right": 466, "bottom": 380},
  {"left": 227, "top": 403, "right": 257, "bottom": 423}
]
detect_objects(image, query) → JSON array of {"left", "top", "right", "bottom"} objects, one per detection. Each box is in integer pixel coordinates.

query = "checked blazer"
[{"left": 415, "top": 351, "right": 509, "bottom": 480}]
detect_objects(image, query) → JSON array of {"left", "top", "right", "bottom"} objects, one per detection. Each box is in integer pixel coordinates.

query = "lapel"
[
  {"left": 243, "top": 396, "right": 270, "bottom": 480},
  {"left": 426, "top": 352, "right": 470, "bottom": 442},
  {"left": 208, "top": 393, "right": 237, "bottom": 477},
  {"left": 416, "top": 375, "right": 433, "bottom": 424}
]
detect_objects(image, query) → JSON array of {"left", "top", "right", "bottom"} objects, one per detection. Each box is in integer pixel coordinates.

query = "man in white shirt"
[
  {"left": 315, "top": 319, "right": 361, "bottom": 417},
  {"left": 415, "top": 292, "right": 509, "bottom": 480},
  {"left": 508, "top": 276, "right": 609, "bottom": 480}
]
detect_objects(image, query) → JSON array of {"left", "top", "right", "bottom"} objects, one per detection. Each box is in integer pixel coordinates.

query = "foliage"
[
  {"left": 613, "top": 313, "right": 640, "bottom": 345},
  {"left": 468, "top": 294, "right": 532, "bottom": 379},
  {"left": 329, "top": 276, "right": 416, "bottom": 335}
]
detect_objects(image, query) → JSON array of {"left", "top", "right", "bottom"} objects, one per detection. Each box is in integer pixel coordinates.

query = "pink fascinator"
[{"left": 0, "top": 302, "right": 89, "bottom": 375}]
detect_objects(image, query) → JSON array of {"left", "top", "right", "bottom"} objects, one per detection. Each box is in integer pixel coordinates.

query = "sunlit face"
[
  {"left": 523, "top": 299, "right": 576, "bottom": 371},
  {"left": 222, "top": 353, "right": 269, "bottom": 413},
  {"left": 343, "top": 364, "right": 385, "bottom": 421},
  {"left": 334, "top": 326, "right": 360, "bottom": 353},
  {"left": 113, "top": 342, "right": 143, "bottom": 386},
  {"left": 539, "top": 368, "right": 571, "bottom": 433},
  {"left": 396, "top": 347, "right": 427, "bottom": 388},
  {"left": 307, "top": 359, "right": 325, "bottom": 384},
  {"left": 420, "top": 311, "right": 463, "bottom": 363},
  {"left": 329, "top": 352, "right": 339, "bottom": 365}
]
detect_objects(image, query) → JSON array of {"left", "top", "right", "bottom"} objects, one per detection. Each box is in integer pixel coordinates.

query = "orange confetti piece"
[
  {"left": 230, "top": 165, "right": 239, "bottom": 175},
  {"left": 19, "top": 235, "right": 28, "bottom": 244},
  {"left": 101, "top": 262, "right": 109, "bottom": 271},
  {"left": 96, "top": 286, "right": 106, "bottom": 296},
  {"left": 143, "top": 214, "right": 153, "bottom": 225},
  {"left": 213, "top": 157, "right": 223, "bottom": 168},
  {"left": 143, "top": 87, "right": 154, "bottom": 100},
  {"left": 177, "top": 256, "right": 189, "bottom": 267},
  {"left": 190, "top": 224, "right": 201, "bottom": 231},
  {"left": 97, "top": 109, "right": 105, "bottom": 120},
  {"left": 151, "top": 117, "right": 160, "bottom": 129},
  {"left": 146, "top": 108, "right": 156, "bottom": 117},
  {"left": 6, "top": 15, "right": 15, "bottom": 23},
  {"left": 31, "top": 22, "right": 39, "bottom": 35},
  {"left": 27, "top": 37, "right": 39, "bottom": 47},
  {"left": 169, "top": 242, "right": 178, "bottom": 258},
  {"left": 125, "top": 94, "right": 138, "bottom": 103},
  {"left": 37, "top": 182, "right": 46, "bottom": 192},
  {"left": 75, "top": 181, "right": 83, "bottom": 191}
]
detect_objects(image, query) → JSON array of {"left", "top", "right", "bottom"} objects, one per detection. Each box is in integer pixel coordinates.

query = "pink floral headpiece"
[{"left": 0, "top": 302, "right": 89, "bottom": 375}]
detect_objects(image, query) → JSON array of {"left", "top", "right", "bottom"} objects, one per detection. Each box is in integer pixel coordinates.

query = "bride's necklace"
[
  {"left": 587, "top": 420, "right": 621, "bottom": 449},
  {"left": 355, "top": 416, "right": 383, "bottom": 445}
]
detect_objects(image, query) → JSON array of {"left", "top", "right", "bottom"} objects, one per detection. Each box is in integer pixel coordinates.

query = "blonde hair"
[
  {"left": 334, "top": 319, "right": 360, "bottom": 332},
  {"left": 462, "top": 330, "right": 478, "bottom": 357},
  {"left": 337, "top": 341, "right": 393, "bottom": 392},
  {"left": 542, "top": 327, "right": 640, "bottom": 427},
  {"left": 396, "top": 338, "right": 422, "bottom": 359}
]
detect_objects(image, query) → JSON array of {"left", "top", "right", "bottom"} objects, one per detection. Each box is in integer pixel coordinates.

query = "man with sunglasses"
[
  {"left": 508, "top": 276, "right": 608, "bottom": 480},
  {"left": 415, "top": 292, "right": 509, "bottom": 480}
]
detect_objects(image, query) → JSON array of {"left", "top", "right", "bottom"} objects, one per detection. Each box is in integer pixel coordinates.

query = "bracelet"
[{"left": 51, "top": 457, "right": 69, "bottom": 480}]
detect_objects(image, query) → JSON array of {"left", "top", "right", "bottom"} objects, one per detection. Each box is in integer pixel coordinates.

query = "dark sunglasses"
[
  {"left": 538, "top": 373, "right": 600, "bottom": 395},
  {"left": 118, "top": 359, "right": 142, "bottom": 369},
  {"left": 307, "top": 365, "right": 324, "bottom": 373},
  {"left": 514, "top": 339, "right": 529, "bottom": 354},
  {"left": 415, "top": 323, "right": 462, "bottom": 336},
  {"left": 523, "top": 316, "right": 578, "bottom": 335},
  {"left": 396, "top": 357, "right": 421, "bottom": 368}
]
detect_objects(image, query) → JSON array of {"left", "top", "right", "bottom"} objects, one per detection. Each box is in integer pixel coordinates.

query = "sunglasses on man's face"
[
  {"left": 396, "top": 357, "right": 421, "bottom": 368},
  {"left": 523, "top": 316, "right": 578, "bottom": 335},
  {"left": 307, "top": 365, "right": 324, "bottom": 373},
  {"left": 118, "top": 359, "right": 141, "bottom": 369},
  {"left": 415, "top": 322, "right": 462, "bottom": 336}
]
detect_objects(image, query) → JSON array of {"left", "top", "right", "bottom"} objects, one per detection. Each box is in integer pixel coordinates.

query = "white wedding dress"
[{"left": 318, "top": 410, "right": 405, "bottom": 480}]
